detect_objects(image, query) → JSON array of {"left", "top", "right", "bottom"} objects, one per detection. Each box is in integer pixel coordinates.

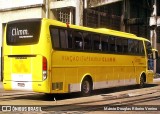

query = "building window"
[
  {"left": 58, "top": 9, "right": 70, "bottom": 23},
  {"left": 57, "top": 8, "right": 75, "bottom": 24}
]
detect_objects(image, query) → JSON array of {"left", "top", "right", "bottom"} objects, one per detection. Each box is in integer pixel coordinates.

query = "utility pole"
[{"left": 150, "top": 0, "right": 157, "bottom": 73}]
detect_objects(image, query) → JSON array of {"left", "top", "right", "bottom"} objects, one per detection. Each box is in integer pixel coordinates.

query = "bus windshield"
[{"left": 6, "top": 19, "right": 41, "bottom": 45}]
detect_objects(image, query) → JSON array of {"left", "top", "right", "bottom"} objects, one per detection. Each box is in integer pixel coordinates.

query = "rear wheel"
[{"left": 81, "top": 78, "right": 92, "bottom": 96}]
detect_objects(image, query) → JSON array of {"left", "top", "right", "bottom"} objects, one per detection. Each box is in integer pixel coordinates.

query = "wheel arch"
[{"left": 80, "top": 73, "right": 93, "bottom": 92}]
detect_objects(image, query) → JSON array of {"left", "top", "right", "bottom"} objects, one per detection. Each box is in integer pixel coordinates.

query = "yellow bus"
[{"left": 2, "top": 18, "right": 158, "bottom": 96}]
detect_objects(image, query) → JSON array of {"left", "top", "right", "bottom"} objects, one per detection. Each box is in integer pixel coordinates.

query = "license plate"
[{"left": 18, "top": 83, "right": 25, "bottom": 87}]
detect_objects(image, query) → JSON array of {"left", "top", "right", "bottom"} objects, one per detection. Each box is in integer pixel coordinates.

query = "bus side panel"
[
  {"left": 92, "top": 66, "right": 113, "bottom": 89},
  {"left": 3, "top": 56, "right": 12, "bottom": 90},
  {"left": 51, "top": 51, "right": 146, "bottom": 93},
  {"left": 146, "top": 70, "right": 154, "bottom": 83},
  {"left": 65, "top": 67, "right": 78, "bottom": 92},
  {"left": 51, "top": 68, "right": 65, "bottom": 93},
  {"left": 134, "top": 56, "right": 147, "bottom": 84}
]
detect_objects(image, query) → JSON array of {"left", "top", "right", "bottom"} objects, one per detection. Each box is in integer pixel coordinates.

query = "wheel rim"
[{"left": 82, "top": 80, "right": 90, "bottom": 93}]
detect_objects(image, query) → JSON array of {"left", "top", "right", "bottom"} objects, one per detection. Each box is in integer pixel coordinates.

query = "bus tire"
[
  {"left": 81, "top": 77, "right": 92, "bottom": 96},
  {"left": 139, "top": 75, "right": 146, "bottom": 88}
]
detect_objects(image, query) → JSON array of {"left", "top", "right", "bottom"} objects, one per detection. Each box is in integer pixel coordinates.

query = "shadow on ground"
[{"left": 1, "top": 84, "right": 158, "bottom": 102}]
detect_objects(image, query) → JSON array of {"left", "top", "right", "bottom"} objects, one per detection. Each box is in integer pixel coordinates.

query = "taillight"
[{"left": 43, "top": 56, "right": 47, "bottom": 80}]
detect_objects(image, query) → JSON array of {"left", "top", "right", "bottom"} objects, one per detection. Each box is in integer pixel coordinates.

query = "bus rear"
[{"left": 3, "top": 19, "right": 51, "bottom": 93}]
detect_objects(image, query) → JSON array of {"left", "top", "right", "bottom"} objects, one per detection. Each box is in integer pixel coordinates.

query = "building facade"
[
  {"left": 0, "top": 0, "right": 160, "bottom": 80},
  {"left": 83, "top": 0, "right": 160, "bottom": 73}
]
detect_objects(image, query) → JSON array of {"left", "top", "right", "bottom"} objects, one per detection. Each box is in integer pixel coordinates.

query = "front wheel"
[
  {"left": 139, "top": 75, "right": 145, "bottom": 88},
  {"left": 81, "top": 78, "right": 92, "bottom": 96}
]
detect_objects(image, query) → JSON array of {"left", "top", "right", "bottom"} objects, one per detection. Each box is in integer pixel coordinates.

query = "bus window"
[
  {"left": 67, "top": 30, "right": 74, "bottom": 49},
  {"left": 92, "top": 34, "right": 100, "bottom": 51},
  {"left": 134, "top": 40, "right": 139, "bottom": 54},
  {"left": 101, "top": 35, "right": 109, "bottom": 52},
  {"left": 139, "top": 41, "right": 145, "bottom": 55},
  {"left": 109, "top": 36, "right": 116, "bottom": 52},
  {"left": 128, "top": 39, "right": 135, "bottom": 54},
  {"left": 60, "top": 29, "right": 68, "bottom": 49},
  {"left": 50, "top": 28, "right": 60, "bottom": 48},
  {"left": 74, "top": 31, "right": 83, "bottom": 50},
  {"left": 116, "top": 38, "right": 122, "bottom": 53},
  {"left": 83, "top": 32, "right": 91, "bottom": 50},
  {"left": 122, "top": 39, "right": 128, "bottom": 53}
]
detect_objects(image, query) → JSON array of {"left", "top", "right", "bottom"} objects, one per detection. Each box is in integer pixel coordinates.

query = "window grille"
[{"left": 58, "top": 9, "right": 70, "bottom": 23}]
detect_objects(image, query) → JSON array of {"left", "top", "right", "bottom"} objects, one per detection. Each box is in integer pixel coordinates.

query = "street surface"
[{"left": 0, "top": 79, "right": 160, "bottom": 114}]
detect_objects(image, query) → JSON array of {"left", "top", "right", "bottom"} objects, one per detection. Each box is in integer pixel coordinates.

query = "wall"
[{"left": 0, "top": 0, "right": 44, "bottom": 10}]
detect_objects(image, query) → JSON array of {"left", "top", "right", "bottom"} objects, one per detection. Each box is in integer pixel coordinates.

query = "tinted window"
[
  {"left": 67, "top": 30, "right": 74, "bottom": 49},
  {"left": 101, "top": 36, "right": 109, "bottom": 52},
  {"left": 50, "top": 28, "right": 60, "bottom": 48},
  {"left": 83, "top": 32, "right": 91, "bottom": 50},
  {"left": 109, "top": 36, "right": 116, "bottom": 52},
  {"left": 74, "top": 31, "right": 83, "bottom": 50},
  {"left": 7, "top": 20, "right": 41, "bottom": 45},
  {"left": 116, "top": 38, "right": 122, "bottom": 53},
  {"left": 60, "top": 29, "right": 68, "bottom": 49},
  {"left": 122, "top": 39, "right": 128, "bottom": 53},
  {"left": 128, "top": 39, "right": 135, "bottom": 53},
  {"left": 134, "top": 40, "right": 139, "bottom": 54},
  {"left": 49, "top": 26, "right": 145, "bottom": 56},
  {"left": 92, "top": 34, "right": 100, "bottom": 51},
  {"left": 139, "top": 41, "right": 145, "bottom": 55}
]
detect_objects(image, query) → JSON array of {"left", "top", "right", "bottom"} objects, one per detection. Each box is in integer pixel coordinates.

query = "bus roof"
[
  {"left": 43, "top": 18, "right": 148, "bottom": 41},
  {"left": 96, "top": 28, "right": 137, "bottom": 38},
  {"left": 138, "top": 37, "right": 150, "bottom": 42}
]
